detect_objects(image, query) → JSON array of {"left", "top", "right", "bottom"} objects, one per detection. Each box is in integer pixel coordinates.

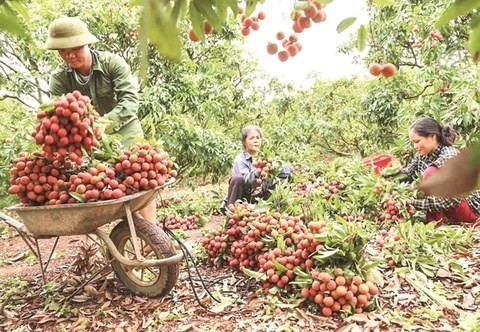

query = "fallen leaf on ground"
[
  {"left": 436, "top": 268, "right": 450, "bottom": 278},
  {"left": 71, "top": 295, "right": 90, "bottom": 303},
  {"left": 346, "top": 313, "right": 369, "bottom": 323},
  {"left": 157, "top": 310, "right": 170, "bottom": 320},
  {"left": 335, "top": 323, "right": 361, "bottom": 332},
  {"left": 84, "top": 284, "right": 98, "bottom": 296},
  {"left": 177, "top": 323, "right": 194, "bottom": 332},
  {"left": 209, "top": 300, "right": 233, "bottom": 313},
  {"left": 2, "top": 309, "right": 17, "bottom": 319},
  {"left": 462, "top": 293, "right": 476, "bottom": 309}
]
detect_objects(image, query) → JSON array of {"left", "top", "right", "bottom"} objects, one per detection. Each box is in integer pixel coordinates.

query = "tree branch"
[
  {"left": 338, "top": 131, "right": 362, "bottom": 155},
  {"left": 403, "top": 84, "right": 433, "bottom": 99},
  {"left": 317, "top": 137, "right": 352, "bottom": 157},
  {"left": 0, "top": 94, "right": 34, "bottom": 108},
  {"left": 0, "top": 58, "right": 17, "bottom": 73}
]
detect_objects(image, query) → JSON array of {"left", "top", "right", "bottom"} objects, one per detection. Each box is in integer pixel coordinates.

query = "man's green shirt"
[{"left": 49, "top": 50, "right": 142, "bottom": 139}]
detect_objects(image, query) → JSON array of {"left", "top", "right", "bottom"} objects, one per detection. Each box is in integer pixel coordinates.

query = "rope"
[
  {"left": 156, "top": 192, "right": 221, "bottom": 307},
  {"left": 162, "top": 224, "right": 221, "bottom": 307}
]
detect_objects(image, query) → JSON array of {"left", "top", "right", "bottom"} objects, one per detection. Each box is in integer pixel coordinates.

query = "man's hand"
[{"left": 93, "top": 115, "right": 112, "bottom": 138}]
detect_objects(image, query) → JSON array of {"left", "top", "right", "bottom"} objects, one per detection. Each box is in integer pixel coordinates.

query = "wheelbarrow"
[
  {"left": 0, "top": 182, "right": 183, "bottom": 297},
  {"left": 362, "top": 154, "right": 395, "bottom": 175}
]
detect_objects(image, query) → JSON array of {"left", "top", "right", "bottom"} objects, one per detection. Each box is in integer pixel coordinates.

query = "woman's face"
[
  {"left": 58, "top": 45, "right": 92, "bottom": 74},
  {"left": 409, "top": 130, "right": 438, "bottom": 156},
  {"left": 245, "top": 130, "right": 262, "bottom": 155}
]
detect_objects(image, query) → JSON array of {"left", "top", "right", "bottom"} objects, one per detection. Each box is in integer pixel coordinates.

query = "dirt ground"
[{"left": 1, "top": 207, "right": 480, "bottom": 331}]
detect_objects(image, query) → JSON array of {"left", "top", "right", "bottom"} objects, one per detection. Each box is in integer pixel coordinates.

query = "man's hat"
[{"left": 45, "top": 17, "right": 98, "bottom": 50}]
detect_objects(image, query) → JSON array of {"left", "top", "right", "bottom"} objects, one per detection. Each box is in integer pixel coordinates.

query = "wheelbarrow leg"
[
  {"left": 124, "top": 202, "right": 144, "bottom": 261},
  {"left": 0, "top": 211, "right": 58, "bottom": 283},
  {"left": 34, "top": 239, "right": 47, "bottom": 284},
  {"left": 34, "top": 236, "right": 59, "bottom": 285},
  {"left": 17, "top": 232, "right": 40, "bottom": 259}
]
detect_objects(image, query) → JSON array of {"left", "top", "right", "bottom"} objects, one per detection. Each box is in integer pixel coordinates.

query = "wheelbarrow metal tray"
[{"left": 8, "top": 188, "right": 160, "bottom": 237}]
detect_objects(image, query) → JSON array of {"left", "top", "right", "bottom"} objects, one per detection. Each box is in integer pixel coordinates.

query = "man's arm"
[{"left": 104, "top": 54, "right": 139, "bottom": 129}]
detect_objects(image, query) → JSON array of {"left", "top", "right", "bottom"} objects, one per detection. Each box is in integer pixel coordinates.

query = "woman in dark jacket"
[{"left": 223, "top": 125, "right": 264, "bottom": 208}]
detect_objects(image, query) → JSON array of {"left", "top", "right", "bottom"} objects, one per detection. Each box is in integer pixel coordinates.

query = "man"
[{"left": 44, "top": 16, "right": 156, "bottom": 223}]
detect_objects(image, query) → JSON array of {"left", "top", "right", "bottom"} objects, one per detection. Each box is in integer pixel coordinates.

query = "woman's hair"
[
  {"left": 241, "top": 125, "right": 262, "bottom": 148},
  {"left": 409, "top": 117, "right": 457, "bottom": 146}
]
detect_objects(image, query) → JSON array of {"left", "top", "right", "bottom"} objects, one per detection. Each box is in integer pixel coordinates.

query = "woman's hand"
[{"left": 380, "top": 166, "right": 401, "bottom": 178}]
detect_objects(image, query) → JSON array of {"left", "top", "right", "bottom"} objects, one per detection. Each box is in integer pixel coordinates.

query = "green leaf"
[
  {"left": 361, "top": 259, "right": 382, "bottom": 273},
  {"left": 418, "top": 264, "right": 435, "bottom": 277},
  {"left": 468, "top": 25, "right": 480, "bottom": 63},
  {"left": 39, "top": 103, "right": 55, "bottom": 113},
  {"left": 5, "top": 0, "right": 28, "bottom": 20},
  {"left": 293, "top": 266, "right": 312, "bottom": 279},
  {"left": 369, "top": 269, "right": 384, "bottom": 287},
  {"left": 225, "top": 0, "right": 238, "bottom": 15},
  {"left": 337, "top": 17, "right": 357, "bottom": 34},
  {"left": 214, "top": 0, "right": 227, "bottom": 22},
  {"left": 395, "top": 267, "right": 410, "bottom": 276},
  {"left": 413, "top": 270, "right": 428, "bottom": 283},
  {"left": 172, "top": 0, "right": 187, "bottom": 22},
  {"left": 372, "top": 0, "right": 397, "bottom": 6},
  {"left": 244, "top": 0, "right": 258, "bottom": 17},
  {"left": 313, "top": 248, "right": 340, "bottom": 260},
  {"left": 470, "top": 12, "right": 480, "bottom": 30},
  {"left": 142, "top": 0, "right": 182, "bottom": 62},
  {"left": 69, "top": 192, "right": 86, "bottom": 203},
  {"left": 330, "top": 221, "right": 347, "bottom": 239},
  {"left": 436, "top": 0, "right": 480, "bottom": 28},
  {"left": 268, "top": 286, "right": 278, "bottom": 295},
  {"left": 357, "top": 24, "right": 367, "bottom": 51},
  {"left": 0, "top": 3, "right": 25, "bottom": 37},
  {"left": 294, "top": 1, "right": 309, "bottom": 10},
  {"left": 243, "top": 268, "right": 267, "bottom": 280},
  {"left": 189, "top": 1, "right": 205, "bottom": 41},
  {"left": 254, "top": 203, "right": 269, "bottom": 214},
  {"left": 272, "top": 258, "right": 288, "bottom": 273},
  {"left": 276, "top": 235, "right": 285, "bottom": 253},
  {"left": 193, "top": 0, "right": 222, "bottom": 30}
]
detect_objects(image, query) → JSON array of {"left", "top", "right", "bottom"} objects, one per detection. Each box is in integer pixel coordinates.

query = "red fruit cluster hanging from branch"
[
  {"left": 240, "top": 10, "right": 266, "bottom": 36},
  {"left": 368, "top": 62, "right": 397, "bottom": 78},
  {"left": 262, "top": 0, "right": 327, "bottom": 62},
  {"left": 185, "top": 1, "right": 328, "bottom": 63},
  {"left": 188, "top": 20, "right": 215, "bottom": 42}
]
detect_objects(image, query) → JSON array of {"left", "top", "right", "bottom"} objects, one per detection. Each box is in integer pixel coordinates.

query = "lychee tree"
[{"left": 358, "top": 0, "right": 480, "bottom": 136}]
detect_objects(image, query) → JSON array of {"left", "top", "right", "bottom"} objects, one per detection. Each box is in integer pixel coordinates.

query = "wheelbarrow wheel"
[{"left": 109, "top": 218, "right": 179, "bottom": 297}]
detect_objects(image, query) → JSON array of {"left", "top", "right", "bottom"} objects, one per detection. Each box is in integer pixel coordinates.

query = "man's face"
[{"left": 58, "top": 45, "right": 90, "bottom": 70}]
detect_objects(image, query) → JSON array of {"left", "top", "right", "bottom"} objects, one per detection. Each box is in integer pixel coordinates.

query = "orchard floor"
[{"left": 1, "top": 186, "right": 480, "bottom": 331}]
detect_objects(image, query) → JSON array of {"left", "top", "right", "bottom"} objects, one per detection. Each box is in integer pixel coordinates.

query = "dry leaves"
[{"left": 1, "top": 221, "right": 479, "bottom": 331}]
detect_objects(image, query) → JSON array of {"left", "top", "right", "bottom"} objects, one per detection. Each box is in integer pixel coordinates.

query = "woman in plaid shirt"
[{"left": 402, "top": 117, "right": 480, "bottom": 224}]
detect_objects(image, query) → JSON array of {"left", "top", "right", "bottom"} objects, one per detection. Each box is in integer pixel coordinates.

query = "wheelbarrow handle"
[{"left": 0, "top": 211, "right": 29, "bottom": 234}]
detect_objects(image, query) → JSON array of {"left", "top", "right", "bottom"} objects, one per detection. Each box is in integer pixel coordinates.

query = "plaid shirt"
[{"left": 402, "top": 145, "right": 480, "bottom": 215}]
